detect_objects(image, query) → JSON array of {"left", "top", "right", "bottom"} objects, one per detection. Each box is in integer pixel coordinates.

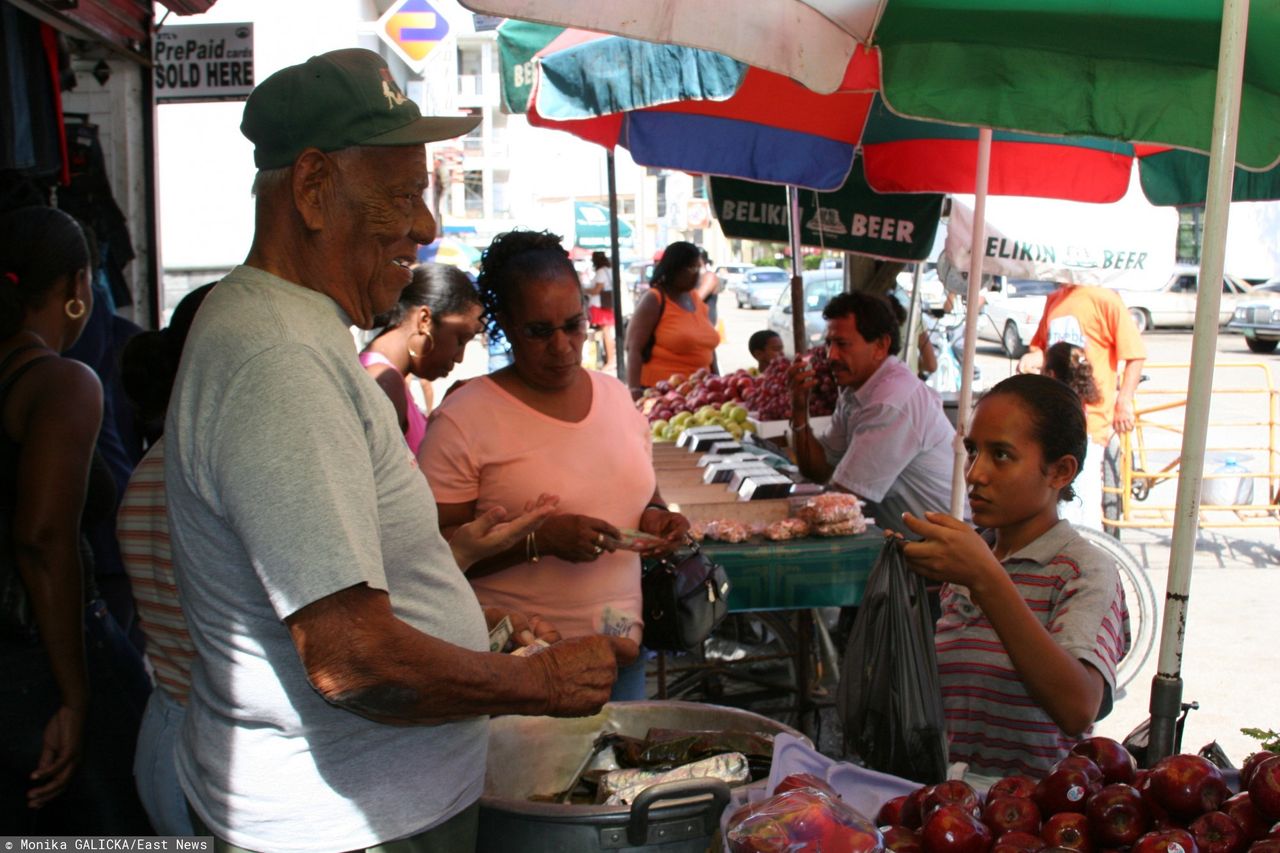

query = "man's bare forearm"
[{"left": 790, "top": 423, "right": 833, "bottom": 483}]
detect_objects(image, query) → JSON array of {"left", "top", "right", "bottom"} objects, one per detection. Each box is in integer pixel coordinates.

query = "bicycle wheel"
[{"left": 1075, "top": 526, "right": 1158, "bottom": 691}]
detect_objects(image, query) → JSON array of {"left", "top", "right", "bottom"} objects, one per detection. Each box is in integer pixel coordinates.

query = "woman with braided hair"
[
  {"left": 0, "top": 206, "right": 149, "bottom": 831},
  {"left": 419, "top": 229, "right": 690, "bottom": 700}
]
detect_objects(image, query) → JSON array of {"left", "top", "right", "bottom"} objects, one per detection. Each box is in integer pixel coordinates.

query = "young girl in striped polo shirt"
[{"left": 897, "top": 373, "right": 1130, "bottom": 778}]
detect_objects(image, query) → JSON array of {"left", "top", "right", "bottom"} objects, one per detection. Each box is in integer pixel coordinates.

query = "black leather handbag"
[{"left": 641, "top": 539, "right": 731, "bottom": 652}]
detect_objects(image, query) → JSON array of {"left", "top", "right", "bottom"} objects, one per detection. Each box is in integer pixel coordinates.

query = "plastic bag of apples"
[
  {"left": 726, "top": 773, "right": 886, "bottom": 853},
  {"left": 872, "top": 736, "right": 1280, "bottom": 853}
]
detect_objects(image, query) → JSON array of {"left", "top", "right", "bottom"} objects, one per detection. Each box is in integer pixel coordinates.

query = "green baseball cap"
[{"left": 241, "top": 48, "right": 481, "bottom": 169}]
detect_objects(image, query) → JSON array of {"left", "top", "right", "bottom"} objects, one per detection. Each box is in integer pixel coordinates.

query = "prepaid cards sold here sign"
[{"left": 154, "top": 23, "right": 254, "bottom": 104}]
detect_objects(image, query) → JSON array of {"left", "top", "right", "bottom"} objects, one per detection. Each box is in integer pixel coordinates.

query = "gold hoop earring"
[
  {"left": 65, "top": 298, "right": 86, "bottom": 320},
  {"left": 422, "top": 330, "right": 435, "bottom": 353}
]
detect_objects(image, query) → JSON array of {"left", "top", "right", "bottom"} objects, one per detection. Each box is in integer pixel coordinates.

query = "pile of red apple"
[
  {"left": 638, "top": 367, "right": 758, "bottom": 424},
  {"left": 742, "top": 348, "right": 840, "bottom": 422},
  {"left": 872, "top": 739, "right": 1280, "bottom": 853}
]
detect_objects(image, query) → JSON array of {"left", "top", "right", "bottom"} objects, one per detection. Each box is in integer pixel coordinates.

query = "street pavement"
[{"left": 439, "top": 295, "right": 1280, "bottom": 765}]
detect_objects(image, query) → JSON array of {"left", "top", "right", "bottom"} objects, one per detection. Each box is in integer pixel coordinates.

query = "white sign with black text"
[{"left": 154, "top": 23, "right": 254, "bottom": 104}]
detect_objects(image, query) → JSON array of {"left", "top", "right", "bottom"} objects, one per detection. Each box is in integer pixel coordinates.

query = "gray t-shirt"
[
  {"left": 818, "top": 356, "right": 955, "bottom": 533},
  {"left": 165, "top": 266, "right": 489, "bottom": 852}
]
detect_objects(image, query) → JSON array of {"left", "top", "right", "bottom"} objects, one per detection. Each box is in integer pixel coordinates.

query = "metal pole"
[
  {"left": 1147, "top": 0, "right": 1250, "bottom": 763},
  {"left": 951, "top": 128, "right": 992, "bottom": 519},
  {"left": 904, "top": 263, "right": 924, "bottom": 370},
  {"left": 787, "top": 186, "right": 806, "bottom": 356},
  {"left": 607, "top": 150, "right": 626, "bottom": 379}
]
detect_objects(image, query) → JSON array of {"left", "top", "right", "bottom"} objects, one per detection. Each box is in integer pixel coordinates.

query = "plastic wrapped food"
[
  {"left": 812, "top": 517, "right": 868, "bottom": 537},
  {"left": 794, "top": 493, "right": 865, "bottom": 525},
  {"left": 703, "top": 519, "right": 752, "bottom": 543},
  {"left": 689, "top": 521, "right": 706, "bottom": 542},
  {"left": 764, "top": 517, "right": 811, "bottom": 541},
  {"left": 726, "top": 787, "right": 885, "bottom": 853},
  {"left": 598, "top": 752, "right": 750, "bottom": 805}
]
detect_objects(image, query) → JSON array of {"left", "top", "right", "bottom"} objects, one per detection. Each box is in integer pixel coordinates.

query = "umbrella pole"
[
  {"left": 904, "top": 263, "right": 924, "bottom": 371},
  {"left": 951, "top": 128, "right": 993, "bottom": 519},
  {"left": 1146, "top": 0, "right": 1250, "bottom": 763},
  {"left": 606, "top": 150, "right": 625, "bottom": 379},
  {"left": 787, "top": 186, "right": 806, "bottom": 356}
]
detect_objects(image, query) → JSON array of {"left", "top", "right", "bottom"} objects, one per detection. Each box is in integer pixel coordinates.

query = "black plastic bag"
[{"left": 837, "top": 538, "right": 948, "bottom": 784}]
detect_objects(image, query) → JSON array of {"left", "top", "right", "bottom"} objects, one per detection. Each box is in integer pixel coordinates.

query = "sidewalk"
[{"left": 1094, "top": 524, "right": 1280, "bottom": 766}]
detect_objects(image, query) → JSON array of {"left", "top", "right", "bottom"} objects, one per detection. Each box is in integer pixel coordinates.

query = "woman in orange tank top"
[{"left": 625, "top": 241, "right": 721, "bottom": 395}]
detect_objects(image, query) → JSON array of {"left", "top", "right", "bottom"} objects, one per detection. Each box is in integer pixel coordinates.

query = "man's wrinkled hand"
[{"left": 530, "top": 636, "right": 624, "bottom": 716}]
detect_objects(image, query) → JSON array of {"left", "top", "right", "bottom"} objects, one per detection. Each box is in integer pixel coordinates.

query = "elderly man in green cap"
[{"left": 164, "top": 49, "right": 636, "bottom": 852}]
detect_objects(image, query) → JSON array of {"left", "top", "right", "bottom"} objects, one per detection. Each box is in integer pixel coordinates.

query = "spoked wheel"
[
  {"left": 1075, "top": 527, "right": 1158, "bottom": 693},
  {"left": 649, "top": 612, "right": 802, "bottom": 727}
]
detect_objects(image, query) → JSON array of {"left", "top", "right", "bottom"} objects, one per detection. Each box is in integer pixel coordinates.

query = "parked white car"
[
  {"left": 1112, "top": 265, "right": 1256, "bottom": 332},
  {"left": 977, "top": 278, "right": 1057, "bottom": 357},
  {"left": 1226, "top": 280, "right": 1280, "bottom": 352},
  {"left": 715, "top": 263, "right": 754, "bottom": 295}
]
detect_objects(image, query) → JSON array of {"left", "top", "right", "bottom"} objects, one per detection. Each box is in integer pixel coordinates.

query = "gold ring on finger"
[
  {"left": 593, "top": 545, "right": 603, "bottom": 555},
  {"left": 596, "top": 532, "right": 605, "bottom": 545}
]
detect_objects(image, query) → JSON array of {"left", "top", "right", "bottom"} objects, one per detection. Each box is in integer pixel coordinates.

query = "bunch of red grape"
[{"left": 744, "top": 347, "right": 840, "bottom": 422}]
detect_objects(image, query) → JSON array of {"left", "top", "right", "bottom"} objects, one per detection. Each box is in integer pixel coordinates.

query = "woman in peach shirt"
[
  {"left": 419, "top": 230, "right": 690, "bottom": 701},
  {"left": 625, "top": 241, "right": 721, "bottom": 397}
]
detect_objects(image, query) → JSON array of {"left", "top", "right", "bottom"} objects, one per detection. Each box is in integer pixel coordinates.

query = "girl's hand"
[
  {"left": 28, "top": 704, "right": 85, "bottom": 809},
  {"left": 537, "top": 514, "right": 622, "bottom": 563},
  {"left": 451, "top": 494, "right": 559, "bottom": 570},
  {"left": 635, "top": 508, "right": 690, "bottom": 557},
  {"left": 898, "top": 511, "right": 1004, "bottom": 593}
]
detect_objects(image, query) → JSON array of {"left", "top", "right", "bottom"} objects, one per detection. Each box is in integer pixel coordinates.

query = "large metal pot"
[{"left": 478, "top": 700, "right": 806, "bottom": 852}]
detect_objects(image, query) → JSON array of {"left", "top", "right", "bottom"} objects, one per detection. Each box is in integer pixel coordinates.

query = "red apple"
[
  {"left": 994, "top": 831, "right": 1048, "bottom": 853},
  {"left": 1072, "top": 738, "right": 1139, "bottom": 786},
  {"left": 1250, "top": 842, "right": 1280, "bottom": 853},
  {"left": 991, "top": 777, "right": 1042, "bottom": 801},
  {"left": 1249, "top": 757, "right": 1280, "bottom": 822},
  {"left": 774, "top": 772, "right": 839, "bottom": 798},
  {"left": 1056, "top": 756, "right": 1106, "bottom": 788},
  {"left": 885, "top": 825, "right": 925, "bottom": 853},
  {"left": 1133, "top": 829, "right": 1200, "bottom": 853},
  {"left": 1242, "top": 754, "right": 1275, "bottom": 791},
  {"left": 925, "top": 781, "right": 983, "bottom": 821},
  {"left": 1224, "top": 794, "right": 1274, "bottom": 842},
  {"left": 1137, "top": 772, "right": 1180, "bottom": 830},
  {"left": 985, "top": 796, "right": 1043, "bottom": 835},
  {"left": 1087, "top": 784, "right": 1151, "bottom": 848},
  {"left": 1036, "top": 767, "right": 1101, "bottom": 816},
  {"left": 879, "top": 796, "right": 911, "bottom": 827},
  {"left": 902, "top": 787, "right": 935, "bottom": 831},
  {"left": 1189, "top": 812, "right": 1247, "bottom": 853},
  {"left": 923, "top": 804, "right": 994, "bottom": 853},
  {"left": 1148, "top": 754, "right": 1232, "bottom": 822},
  {"left": 1042, "top": 813, "right": 1094, "bottom": 853}
]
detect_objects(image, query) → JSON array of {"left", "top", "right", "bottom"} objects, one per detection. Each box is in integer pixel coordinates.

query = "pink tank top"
[{"left": 359, "top": 350, "right": 428, "bottom": 454}]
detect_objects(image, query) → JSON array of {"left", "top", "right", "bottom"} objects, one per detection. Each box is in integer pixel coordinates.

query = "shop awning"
[{"left": 158, "top": 0, "right": 219, "bottom": 13}]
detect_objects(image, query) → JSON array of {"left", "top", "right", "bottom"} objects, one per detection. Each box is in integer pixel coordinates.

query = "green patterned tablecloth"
[{"left": 701, "top": 530, "right": 884, "bottom": 612}]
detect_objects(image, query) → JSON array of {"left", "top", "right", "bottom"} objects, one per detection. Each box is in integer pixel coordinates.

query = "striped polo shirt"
[
  {"left": 935, "top": 520, "right": 1130, "bottom": 778},
  {"left": 117, "top": 438, "right": 194, "bottom": 704}
]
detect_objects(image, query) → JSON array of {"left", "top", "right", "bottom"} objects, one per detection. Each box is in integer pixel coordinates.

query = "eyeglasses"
[{"left": 517, "top": 316, "right": 589, "bottom": 340}]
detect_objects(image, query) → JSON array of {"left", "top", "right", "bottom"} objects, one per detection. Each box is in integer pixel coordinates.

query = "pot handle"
[{"left": 626, "top": 778, "right": 732, "bottom": 847}]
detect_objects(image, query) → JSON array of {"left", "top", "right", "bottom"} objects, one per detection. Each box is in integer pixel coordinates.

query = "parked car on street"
[
  {"left": 735, "top": 266, "right": 791, "bottom": 309},
  {"left": 715, "top": 263, "right": 754, "bottom": 295},
  {"left": 1227, "top": 282, "right": 1280, "bottom": 352},
  {"left": 978, "top": 277, "right": 1057, "bottom": 357},
  {"left": 766, "top": 270, "right": 842, "bottom": 354},
  {"left": 1112, "top": 265, "right": 1256, "bottom": 332}
]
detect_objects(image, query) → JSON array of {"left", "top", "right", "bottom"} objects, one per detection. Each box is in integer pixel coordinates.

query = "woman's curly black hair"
[{"left": 475, "top": 229, "right": 576, "bottom": 338}]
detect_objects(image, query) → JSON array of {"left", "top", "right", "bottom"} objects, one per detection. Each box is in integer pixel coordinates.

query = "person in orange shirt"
[
  {"left": 1018, "top": 283, "right": 1146, "bottom": 529},
  {"left": 625, "top": 241, "right": 721, "bottom": 396}
]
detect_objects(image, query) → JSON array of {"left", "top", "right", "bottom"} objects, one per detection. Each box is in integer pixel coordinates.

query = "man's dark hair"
[
  {"left": 748, "top": 329, "right": 781, "bottom": 354},
  {"left": 822, "top": 291, "right": 902, "bottom": 356}
]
